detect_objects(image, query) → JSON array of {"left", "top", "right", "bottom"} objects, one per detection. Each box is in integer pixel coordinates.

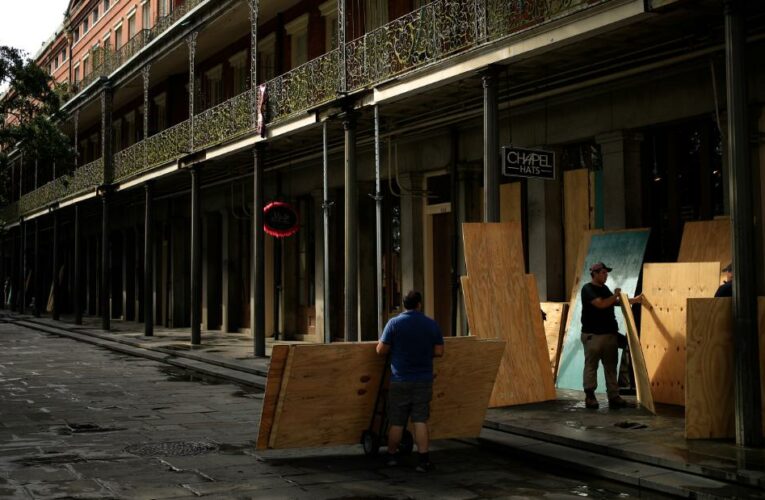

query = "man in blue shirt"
[{"left": 377, "top": 290, "right": 444, "bottom": 472}]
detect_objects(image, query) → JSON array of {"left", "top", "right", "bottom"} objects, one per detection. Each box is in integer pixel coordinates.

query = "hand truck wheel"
[{"left": 361, "top": 430, "right": 380, "bottom": 456}]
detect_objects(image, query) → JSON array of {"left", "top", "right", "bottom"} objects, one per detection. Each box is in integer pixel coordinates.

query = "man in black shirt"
[
  {"left": 714, "top": 263, "right": 733, "bottom": 297},
  {"left": 581, "top": 262, "right": 642, "bottom": 409}
]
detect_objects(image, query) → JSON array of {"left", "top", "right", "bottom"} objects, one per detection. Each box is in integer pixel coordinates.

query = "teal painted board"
[{"left": 556, "top": 229, "right": 650, "bottom": 392}]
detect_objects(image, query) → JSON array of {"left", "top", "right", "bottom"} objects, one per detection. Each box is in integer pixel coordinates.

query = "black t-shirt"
[
  {"left": 581, "top": 282, "right": 618, "bottom": 334},
  {"left": 714, "top": 281, "right": 732, "bottom": 297}
]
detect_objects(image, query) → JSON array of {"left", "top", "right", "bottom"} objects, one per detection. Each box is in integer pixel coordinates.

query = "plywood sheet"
[
  {"left": 685, "top": 298, "right": 734, "bottom": 439},
  {"left": 563, "top": 229, "right": 603, "bottom": 333},
  {"left": 258, "top": 338, "right": 504, "bottom": 449},
  {"left": 618, "top": 292, "right": 655, "bottom": 414},
  {"left": 500, "top": 182, "right": 522, "bottom": 223},
  {"left": 564, "top": 169, "right": 591, "bottom": 295},
  {"left": 256, "top": 344, "right": 290, "bottom": 449},
  {"left": 526, "top": 275, "right": 553, "bottom": 374},
  {"left": 677, "top": 218, "right": 731, "bottom": 265},
  {"left": 461, "top": 276, "right": 476, "bottom": 335},
  {"left": 462, "top": 223, "right": 556, "bottom": 406},
  {"left": 640, "top": 262, "right": 720, "bottom": 406},
  {"left": 541, "top": 302, "right": 568, "bottom": 379},
  {"left": 429, "top": 338, "right": 506, "bottom": 439},
  {"left": 557, "top": 229, "right": 650, "bottom": 392}
]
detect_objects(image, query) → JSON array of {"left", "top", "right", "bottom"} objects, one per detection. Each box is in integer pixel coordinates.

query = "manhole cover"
[{"left": 124, "top": 441, "right": 219, "bottom": 457}]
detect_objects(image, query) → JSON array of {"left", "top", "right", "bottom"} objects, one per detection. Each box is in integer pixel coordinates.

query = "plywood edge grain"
[
  {"left": 256, "top": 344, "right": 291, "bottom": 449},
  {"left": 267, "top": 345, "right": 296, "bottom": 449},
  {"left": 618, "top": 292, "right": 655, "bottom": 414}
]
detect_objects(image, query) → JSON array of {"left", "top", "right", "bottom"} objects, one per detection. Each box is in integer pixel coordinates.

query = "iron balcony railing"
[
  {"left": 25, "top": 0, "right": 604, "bottom": 214},
  {"left": 0, "top": 202, "right": 19, "bottom": 226}
]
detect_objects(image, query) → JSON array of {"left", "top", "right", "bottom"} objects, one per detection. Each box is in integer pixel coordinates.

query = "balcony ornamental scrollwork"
[
  {"left": 68, "top": 158, "right": 104, "bottom": 195},
  {"left": 346, "top": 0, "right": 479, "bottom": 91},
  {"left": 145, "top": 120, "right": 191, "bottom": 168},
  {"left": 19, "top": 179, "right": 68, "bottom": 215},
  {"left": 193, "top": 89, "right": 254, "bottom": 150},
  {"left": 265, "top": 49, "right": 341, "bottom": 123},
  {"left": 114, "top": 142, "right": 146, "bottom": 181},
  {"left": 486, "top": 0, "right": 591, "bottom": 40}
]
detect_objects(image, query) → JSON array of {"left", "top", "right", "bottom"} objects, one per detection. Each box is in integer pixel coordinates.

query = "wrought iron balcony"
[
  {"left": 193, "top": 89, "right": 253, "bottom": 151},
  {"left": 69, "top": 158, "right": 104, "bottom": 195},
  {"left": 114, "top": 141, "right": 146, "bottom": 182},
  {"left": 266, "top": 49, "right": 341, "bottom": 123},
  {"left": 19, "top": 178, "right": 67, "bottom": 215},
  {"left": 15, "top": 158, "right": 103, "bottom": 216},
  {"left": 145, "top": 120, "right": 192, "bottom": 171}
]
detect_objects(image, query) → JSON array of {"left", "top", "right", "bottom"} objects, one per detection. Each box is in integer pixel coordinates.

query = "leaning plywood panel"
[
  {"left": 640, "top": 262, "right": 720, "bottom": 406},
  {"left": 685, "top": 298, "right": 734, "bottom": 439},
  {"left": 429, "top": 339, "right": 505, "bottom": 440},
  {"left": 677, "top": 218, "right": 731, "bottom": 265},
  {"left": 564, "top": 169, "right": 591, "bottom": 295},
  {"left": 461, "top": 276, "right": 476, "bottom": 335},
  {"left": 541, "top": 302, "right": 568, "bottom": 380},
  {"left": 557, "top": 229, "right": 650, "bottom": 392},
  {"left": 256, "top": 344, "right": 291, "bottom": 449},
  {"left": 267, "top": 343, "right": 386, "bottom": 449},
  {"left": 462, "top": 223, "right": 556, "bottom": 406},
  {"left": 618, "top": 292, "right": 655, "bottom": 414},
  {"left": 564, "top": 229, "right": 604, "bottom": 333},
  {"left": 526, "top": 275, "right": 555, "bottom": 377}
]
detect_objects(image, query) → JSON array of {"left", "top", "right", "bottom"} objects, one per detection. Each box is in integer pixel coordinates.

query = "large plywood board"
[
  {"left": 677, "top": 218, "right": 731, "bottom": 265},
  {"left": 563, "top": 229, "right": 604, "bottom": 333},
  {"left": 640, "top": 262, "right": 720, "bottom": 406},
  {"left": 541, "top": 302, "right": 568, "bottom": 380},
  {"left": 500, "top": 182, "right": 522, "bottom": 223},
  {"left": 618, "top": 292, "right": 655, "bottom": 414},
  {"left": 685, "top": 298, "right": 734, "bottom": 439},
  {"left": 462, "top": 223, "right": 556, "bottom": 406},
  {"left": 429, "top": 338, "right": 506, "bottom": 439},
  {"left": 564, "top": 169, "right": 591, "bottom": 295},
  {"left": 256, "top": 344, "right": 290, "bottom": 449},
  {"left": 557, "top": 229, "right": 650, "bottom": 392},
  {"left": 258, "top": 337, "right": 504, "bottom": 449}
]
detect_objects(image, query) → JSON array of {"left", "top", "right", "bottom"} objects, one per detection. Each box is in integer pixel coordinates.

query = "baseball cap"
[
  {"left": 722, "top": 262, "right": 732, "bottom": 273},
  {"left": 589, "top": 262, "right": 613, "bottom": 273}
]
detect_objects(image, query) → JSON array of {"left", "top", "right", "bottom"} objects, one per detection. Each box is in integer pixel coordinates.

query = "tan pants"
[{"left": 581, "top": 333, "right": 619, "bottom": 400}]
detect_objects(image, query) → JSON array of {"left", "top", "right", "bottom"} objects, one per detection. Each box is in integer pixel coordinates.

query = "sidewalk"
[{"left": 3, "top": 311, "right": 765, "bottom": 498}]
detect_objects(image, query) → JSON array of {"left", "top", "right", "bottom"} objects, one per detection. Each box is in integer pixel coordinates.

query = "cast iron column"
[
  {"left": 52, "top": 210, "right": 59, "bottom": 321},
  {"left": 344, "top": 112, "right": 358, "bottom": 341},
  {"left": 190, "top": 167, "right": 202, "bottom": 345},
  {"left": 725, "top": 0, "right": 763, "bottom": 447},
  {"left": 19, "top": 219, "right": 25, "bottom": 314},
  {"left": 101, "top": 189, "right": 110, "bottom": 331},
  {"left": 74, "top": 205, "right": 82, "bottom": 325},
  {"left": 144, "top": 183, "right": 154, "bottom": 336},
  {"left": 252, "top": 145, "right": 266, "bottom": 357},
  {"left": 322, "top": 121, "right": 332, "bottom": 343},
  {"left": 337, "top": 0, "right": 346, "bottom": 93},
  {"left": 482, "top": 66, "right": 500, "bottom": 222},
  {"left": 33, "top": 220, "right": 40, "bottom": 318},
  {"left": 373, "top": 106, "right": 384, "bottom": 337}
]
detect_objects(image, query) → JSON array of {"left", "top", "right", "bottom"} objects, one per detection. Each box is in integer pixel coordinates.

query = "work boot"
[
  {"left": 584, "top": 390, "right": 599, "bottom": 409},
  {"left": 608, "top": 396, "right": 629, "bottom": 409}
]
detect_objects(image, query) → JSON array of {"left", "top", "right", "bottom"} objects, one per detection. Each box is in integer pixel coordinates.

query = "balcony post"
[
  {"left": 100, "top": 187, "right": 111, "bottom": 331},
  {"left": 74, "top": 205, "right": 82, "bottom": 325},
  {"left": 52, "top": 209, "right": 60, "bottom": 321},
  {"left": 190, "top": 167, "right": 202, "bottom": 345},
  {"left": 144, "top": 183, "right": 154, "bottom": 336},
  {"left": 724, "top": 0, "right": 763, "bottom": 447},
  {"left": 186, "top": 32, "right": 198, "bottom": 152},
  {"left": 73, "top": 110, "right": 79, "bottom": 167},
  {"left": 343, "top": 111, "right": 358, "bottom": 341},
  {"left": 33, "top": 219, "right": 40, "bottom": 318},
  {"left": 482, "top": 66, "right": 500, "bottom": 222},
  {"left": 322, "top": 121, "right": 332, "bottom": 343},
  {"left": 101, "top": 87, "right": 113, "bottom": 184},
  {"left": 337, "top": 0, "right": 346, "bottom": 92},
  {"left": 19, "top": 219, "right": 25, "bottom": 314},
  {"left": 142, "top": 65, "right": 150, "bottom": 167},
  {"left": 248, "top": 0, "right": 259, "bottom": 121},
  {"left": 373, "top": 106, "right": 383, "bottom": 337},
  {"left": 252, "top": 145, "right": 266, "bottom": 357}
]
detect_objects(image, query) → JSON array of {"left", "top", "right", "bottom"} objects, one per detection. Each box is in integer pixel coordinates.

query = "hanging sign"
[
  {"left": 502, "top": 146, "right": 556, "bottom": 180},
  {"left": 263, "top": 201, "right": 299, "bottom": 238}
]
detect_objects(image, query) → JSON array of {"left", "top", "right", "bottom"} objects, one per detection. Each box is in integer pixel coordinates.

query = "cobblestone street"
[{"left": 0, "top": 321, "right": 656, "bottom": 499}]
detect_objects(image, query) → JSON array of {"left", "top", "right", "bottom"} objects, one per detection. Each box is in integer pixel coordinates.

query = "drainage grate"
[{"left": 124, "top": 441, "right": 219, "bottom": 457}]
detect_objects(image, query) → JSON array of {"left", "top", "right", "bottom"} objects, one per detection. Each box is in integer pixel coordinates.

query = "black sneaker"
[
  {"left": 415, "top": 461, "right": 433, "bottom": 473},
  {"left": 608, "top": 396, "right": 630, "bottom": 409}
]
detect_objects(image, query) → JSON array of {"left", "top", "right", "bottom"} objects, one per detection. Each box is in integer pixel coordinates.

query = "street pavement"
[{"left": 0, "top": 321, "right": 657, "bottom": 499}]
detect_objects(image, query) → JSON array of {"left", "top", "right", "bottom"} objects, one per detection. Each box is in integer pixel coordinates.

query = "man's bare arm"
[
  {"left": 376, "top": 341, "right": 390, "bottom": 356},
  {"left": 433, "top": 344, "right": 444, "bottom": 358}
]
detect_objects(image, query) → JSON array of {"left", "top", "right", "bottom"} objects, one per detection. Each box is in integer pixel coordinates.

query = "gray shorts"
[{"left": 388, "top": 381, "right": 433, "bottom": 426}]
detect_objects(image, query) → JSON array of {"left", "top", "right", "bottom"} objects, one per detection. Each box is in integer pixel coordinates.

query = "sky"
[{"left": 0, "top": 0, "right": 69, "bottom": 58}]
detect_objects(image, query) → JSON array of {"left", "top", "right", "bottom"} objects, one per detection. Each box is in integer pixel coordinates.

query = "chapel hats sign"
[
  {"left": 264, "top": 201, "right": 299, "bottom": 238},
  {"left": 501, "top": 146, "right": 555, "bottom": 180}
]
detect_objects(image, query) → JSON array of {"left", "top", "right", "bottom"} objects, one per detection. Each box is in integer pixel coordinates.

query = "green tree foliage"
[{"left": 0, "top": 45, "right": 74, "bottom": 205}]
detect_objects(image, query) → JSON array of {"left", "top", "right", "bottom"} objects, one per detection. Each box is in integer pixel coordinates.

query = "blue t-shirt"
[{"left": 380, "top": 310, "right": 444, "bottom": 382}]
